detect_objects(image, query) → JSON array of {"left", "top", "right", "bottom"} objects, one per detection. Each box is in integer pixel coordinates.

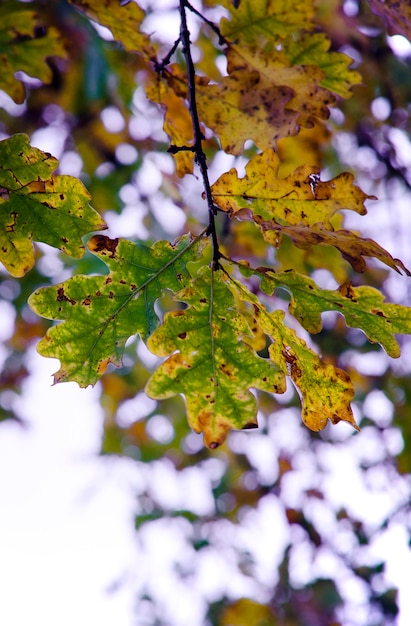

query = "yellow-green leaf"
[
  {"left": 220, "top": 0, "right": 315, "bottom": 43},
  {"left": 0, "top": 1, "right": 66, "bottom": 103},
  {"left": 258, "top": 269, "right": 411, "bottom": 358},
  {"left": 229, "top": 274, "right": 358, "bottom": 431},
  {"left": 283, "top": 32, "right": 361, "bottom": 99},
  {"left": 212, "top": 148, "right": 374, "bottom": 227},
  {"left": 0, "top": 134, "right": 106, "bottom": 277},
  {"left": 29, "top": 233, "right": 207, "bottom": 386},
  {"left": 145, "top": 269, "right": 286, "bottom": 448},
  {"left": 69, "top": 0, "right": 155, "bottom": 56}
]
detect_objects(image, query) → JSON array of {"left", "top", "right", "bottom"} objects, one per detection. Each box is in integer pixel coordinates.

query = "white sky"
[{"left": 0, "top": 351, "right": 140, "bottom": 626}]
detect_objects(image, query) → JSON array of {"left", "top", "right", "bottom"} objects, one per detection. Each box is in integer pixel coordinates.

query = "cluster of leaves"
[
  {"left": 1, "top": 1, "right": 411, "bottom": 624},
  {"left": 2, "top": 0, "right": 411, "bottom": 449}
]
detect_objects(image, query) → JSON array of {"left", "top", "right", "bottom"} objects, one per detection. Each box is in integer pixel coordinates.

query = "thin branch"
[
  {"left": 154, "top": 36, "right": 181, "bottom": 73},
  {"left": 185, "top": 0, "right": 227, "bottom": 46},
  {"left": 179, "top": 0, "right": 221, "bottom": 269}
]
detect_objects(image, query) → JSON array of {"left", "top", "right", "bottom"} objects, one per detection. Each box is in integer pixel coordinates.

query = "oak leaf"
[
  {"left": 0, "top": 1, "right": 66, "bottom": 103},
  {"left": 0, "top": 134, "right": 106, "bottom": 277},
  {"left": 254, "top": 219, "right": 411, "bottom": 275},
  {"left": 257, "top": 269, "right": 411, "bottom": 358},
  {"left": 146, "top": 76, "right": 194, "bottom": 176},
  {"left": 282, "top": 32, "right": 361, "bottom": 99},
  {"left": 231, "top": 275, "right": 357, "bottom": 431},
  {"left": 69, "top": 0, "right": 155, "bottom": 56},
  {"left": 145, "top": 269, "right": 286, "bottom": 448},
  {"left": 212, "top": 149, "right": 373, "bottom": 227},
  {"left": 220, "top": 0, "right": 315, "bottom": 43},
  {"left": 29, "top": 234, "right": 207, "bottom": 386},
  {"left": 165, "top": 66, "right": 298, "bottom": 155}
]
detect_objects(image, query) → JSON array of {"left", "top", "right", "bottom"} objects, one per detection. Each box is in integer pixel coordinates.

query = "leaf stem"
[{"left": 179, "top": 0, "right": 221, "bottom": 269}]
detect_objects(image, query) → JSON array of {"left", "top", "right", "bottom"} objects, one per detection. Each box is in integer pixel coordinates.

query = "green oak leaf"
[
  {"left": 252, "top": 268, "right": 411, "bottom": 359},
  {"left": 0, "top": 2, "right": 66, "bottom": 103},
  {"left": 0, "top": 134, "right": 106, "bottom": 277},
  {"left": 145, "top": 268, "right": 286, "bottom": 449},
  {"left": 283, "top": 32, "right": 361, "bottom": 99},
  {"left": 220, "top": 0, "right": 315, "bottom": 43},
  {"left": 29, "top": 233, "right": 207, "bottom": 386},
  {"left": 229, "top": 274, "right": 358, "bottom": 431}
]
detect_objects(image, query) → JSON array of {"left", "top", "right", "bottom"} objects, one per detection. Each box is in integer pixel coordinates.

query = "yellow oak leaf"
[
  {"left": 254, "top": 219, "right": 411, "bottom": 275},
  {"left": 226, "top": 45, "right": 334, "bottom": 130},
  {"left": 164, "top": 66, "right": 298, "bottom": 155},
  {"left": 146, "top": 76, "right": 194, "bottom": 176},
  {"left": 69, "top": 0, "right": 155, "bottom": 56},
  {"left": 212, "top": 149, "right": 374, "bottom": 227}
]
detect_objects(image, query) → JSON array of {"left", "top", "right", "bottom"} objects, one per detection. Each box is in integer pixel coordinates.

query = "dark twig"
[
  {"left": 179, "top": 0, "right": 221, "bottom": 269},
  {"left": 184, "top": 0, "right": 227, "bottom": 46},
  {"left": 154, "top": 36, "right": 181, "bottom": 73}
]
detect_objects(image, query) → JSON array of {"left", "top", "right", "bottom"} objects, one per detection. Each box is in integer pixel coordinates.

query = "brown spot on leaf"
[
  {"left": 56, "top": 287, "right": 76, "bottom": 305},
  {"left": 6, "top": 212, "right": 18, "bottom": 233},
  {"left": 219, "top": 363, "right": 235, "bottom": 379},
  {"left": 178, "top": 332, "right": 187, "bottom": 339},
  {"left": 88, "top": 235, "right": 119, "bottom": 258},
  {"left": 82, "top": 297, "right": 91, "bottom": 306},
  {"left": 372, "top": 309, "right": 386, "bottom": 317},
  {"left": 338, "top": 281, "right": 357, "bottom": 301}
]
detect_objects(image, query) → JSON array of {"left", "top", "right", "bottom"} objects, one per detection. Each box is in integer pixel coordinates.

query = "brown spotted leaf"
[
  {"left": 254, "top": 269, "right": 411, "bottom": 358},
  {"left": 0, "top": 134, "right": 106, "bottom": 277},
  {"left": 218, "top": 0, "right": 360, "bottom": 138},
  {"left": 145, "top": 268, "right": 286, "bottom": 448},
  {"left": 165, "top": 66, "right": 299, "bottom": 155},
  {"left": 254, "top": 219, "right": 411, "bottom": 275},
  {"left": 28, "top": 234, "right": 207, "bottom": 386},
  {"left": 225, "top": 33, "right": 360, "bottom": 132},
  {"left": 212, "top": 148, "right": 374, "bottom": 227},
  {"left": 229, "top": 275, "right": 358, "bottom": 432}
]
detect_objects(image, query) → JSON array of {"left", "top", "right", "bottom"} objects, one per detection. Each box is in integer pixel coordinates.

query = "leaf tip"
[{"left": 208, "top": 441, "right": 220, "bottom": 449}]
